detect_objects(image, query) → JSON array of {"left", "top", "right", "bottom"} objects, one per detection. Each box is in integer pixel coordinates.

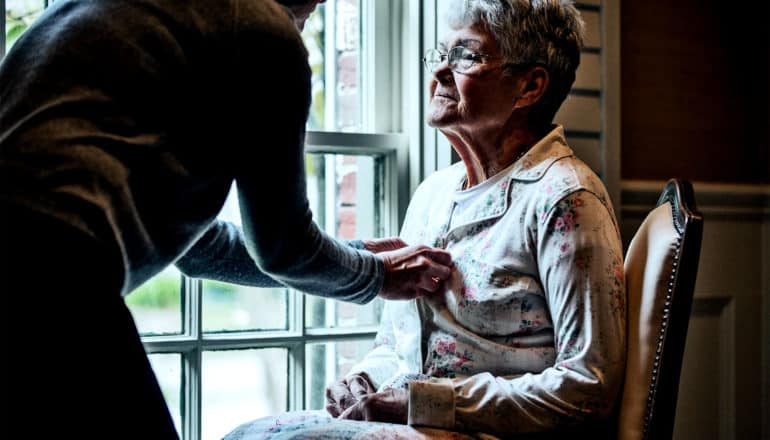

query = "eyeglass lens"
[{"left": 423, "top": 47, "right": 476, "bottom": 73}]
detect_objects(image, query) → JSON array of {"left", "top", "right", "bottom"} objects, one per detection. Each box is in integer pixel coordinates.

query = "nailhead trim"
[{"left": 641, "top": 235, "right": 683, "bottom": 439}]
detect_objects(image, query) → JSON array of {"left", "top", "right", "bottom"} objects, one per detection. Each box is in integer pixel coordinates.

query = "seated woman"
[
  {"left": 324, "top": 0, "right": 625, "bottom": 435},
  {"left": 226, "top": 0, "right": 625, "bottom": 438}
]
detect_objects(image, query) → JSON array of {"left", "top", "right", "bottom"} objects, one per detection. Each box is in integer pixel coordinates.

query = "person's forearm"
[
  {"left": 176, "top": 221, "right": 369, "bottom": 287},
  {"left": 409, "top": 366, "right": 619, "bottom": 434},
  {"left": 175, "top": 220, "right": 282, "bottom": 287}
]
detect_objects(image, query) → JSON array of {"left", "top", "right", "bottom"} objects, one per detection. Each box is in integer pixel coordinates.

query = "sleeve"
[
  {"left": 175, "top": 221, "right": 370, "bottom": 287},
  {"left": 345, "top": 240, "right": 366, "bottom": 250},
  {"left": 407, "top": 190, "right": 627, "bottom": 434},
  {"left": 175, "top": 220, "right": 282, "bottom": 287},
  {"left": 225, "top": 3, "right": 384, "bottom": 304},
  {"left": 345, "top": 301, "right": 402, "bottom": 389}
]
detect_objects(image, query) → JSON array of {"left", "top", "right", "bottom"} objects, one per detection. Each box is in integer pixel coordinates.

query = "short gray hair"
[{"left": 445, "top": 0, "right": 585, "bottom": 130}]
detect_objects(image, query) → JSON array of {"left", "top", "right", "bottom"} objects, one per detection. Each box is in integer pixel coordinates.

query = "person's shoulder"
[{"left": 538, "top": 153, "right": 614, "bottom": 210}]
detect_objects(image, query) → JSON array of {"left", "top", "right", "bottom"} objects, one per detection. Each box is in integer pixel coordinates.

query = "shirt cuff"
[
  {"left": 407, "top": 378, "right": 455, "bottom": 429},
  {"left": 345, "top": 239, "right": 366, "bottom": 250}
]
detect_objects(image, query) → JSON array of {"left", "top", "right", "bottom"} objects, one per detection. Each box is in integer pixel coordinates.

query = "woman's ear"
[{"left": 513, "top": 66, "right": 549, "bottom": 110}]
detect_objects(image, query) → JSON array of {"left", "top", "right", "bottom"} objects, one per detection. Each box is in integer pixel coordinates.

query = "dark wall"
[{"left": 621, "top": 0, "right": 770, "bottom": 183}]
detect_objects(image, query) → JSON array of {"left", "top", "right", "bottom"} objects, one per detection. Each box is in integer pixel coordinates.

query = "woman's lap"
[{"left": 223, "top": 410, "right": 501, "bottom": 440}]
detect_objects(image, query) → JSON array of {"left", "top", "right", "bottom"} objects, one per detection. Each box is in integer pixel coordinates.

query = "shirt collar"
[
  {"left": 507, "top": 125, "right": 574, "bottom": 182},
  {"left": 442, "top": 125, "right": 575, "bottom": 230}
]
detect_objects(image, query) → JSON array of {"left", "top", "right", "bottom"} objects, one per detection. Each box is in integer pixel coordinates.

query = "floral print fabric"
[
  {"left": 223, "top": 410, "right": 502, "bottom": 440},
  {"left": 348, "top": 126, "right": 627, "bottom": 435}
]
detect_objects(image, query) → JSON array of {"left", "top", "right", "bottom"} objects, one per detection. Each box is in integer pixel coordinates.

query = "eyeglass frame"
[
  {"left": 422, "top": 46, "right": 505, "bottom": 74},
  {"left": 423, "top": 46, "right": 546, "bottom": 76}
]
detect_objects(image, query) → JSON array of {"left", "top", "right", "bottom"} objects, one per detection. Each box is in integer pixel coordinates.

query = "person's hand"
[
  {"left": 362, "top": 237, "right": 408, "bottom": 254},
  {"left": 378, "top": 245, "right": 453, "bottom": 300},
  {"left": 325, "top": 373, "right": 376, "bottom": 417},
  {"left": 338, "top": 388, "right": 408, "bottom": 424}
]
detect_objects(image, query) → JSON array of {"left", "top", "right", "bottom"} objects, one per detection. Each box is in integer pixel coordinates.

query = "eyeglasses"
[{"left": 422, "top": 46, "right": 501, "bottom": 73}]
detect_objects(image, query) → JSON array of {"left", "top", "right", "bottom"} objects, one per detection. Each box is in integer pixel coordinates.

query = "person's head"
[
  {"left": 275, "top": 0, "right": 327, "bottom": 31},
  {"left": 426, "top": 0, "right": 584, "bottom": 136}
]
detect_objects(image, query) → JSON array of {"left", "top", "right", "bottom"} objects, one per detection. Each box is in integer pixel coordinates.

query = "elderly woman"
[{"left": 323, "top": 0, "right": 625, "bottom": 436}]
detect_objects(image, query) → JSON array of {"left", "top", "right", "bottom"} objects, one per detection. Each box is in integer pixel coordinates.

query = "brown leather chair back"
[{"left": 617, "top": 179, "right": 704, "bottom": 440}]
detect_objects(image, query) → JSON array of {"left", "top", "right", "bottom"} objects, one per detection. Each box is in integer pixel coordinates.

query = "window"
[
  {"left": 129, "top": 3, "right": 407, "bottom": 439},
  {"left": 2, "top": 1, "right": 413, "bottom": 439}
]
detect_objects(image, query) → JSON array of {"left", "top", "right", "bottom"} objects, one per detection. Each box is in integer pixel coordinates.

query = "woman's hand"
[
  {"left": 337, "top": 388, "right": 408, "bottom": 424},
  {"left": 325, "top": 373, "right": 376, "bottom": 417},
  {"left": 378, "top": 245, "right": 453, "bottom": 300}
]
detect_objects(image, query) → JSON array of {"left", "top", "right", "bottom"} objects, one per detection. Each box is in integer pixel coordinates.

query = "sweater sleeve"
[
  {"left": 175, "top": 220, "right": 281, "bottom": 286},
  {"left": 407, "top": 190, "right": 626, "bottom": 434},
  {"left": 175, "top": 220, "right": 372, "bottom": 289},
  {"left": 225, "top": 2, "right": 383, "bottom": 304}
]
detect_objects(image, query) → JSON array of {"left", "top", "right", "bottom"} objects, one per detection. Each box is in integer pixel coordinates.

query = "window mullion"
[
  {"left": 182, "top": 277, "right": 202, "bottom": 440},
  {"left": 288, "top": 290, "right": 305, "bottom": 411}
]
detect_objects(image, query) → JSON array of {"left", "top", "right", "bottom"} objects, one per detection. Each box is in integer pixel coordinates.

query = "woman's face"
[{"left": 427, "top": 25, "right": 520, "bottom": 137}]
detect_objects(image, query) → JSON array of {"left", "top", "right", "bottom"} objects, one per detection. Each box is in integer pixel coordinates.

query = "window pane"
[
  {"left": 148, "top": 353, "right": 182, "bottom": 436},
  {"left": 126, "top": 265, "right": 182, "bottom": 335},
  {"left": 301, "top": 1, "right": 362, "bottom": 132},
  {"left": 202, "top": 281, "right": 288, "bottom": 332},
  {"left": 306, "top": 296, "right": 383, "bottom": 329},
  {"left": 203, "top": 349, "right": 287, "bottom": 440},
  {"left": 305, "top": 152, "right": 385, "bottom": 328},
  {"left": 305, "top": 339, "right": 374, "bottom": 410},
  {"left": 306, "top": 153, "right": 383, "bottom": 240},
  {"left": 5, "top": 0, "right": 45, "bottom": 53}
]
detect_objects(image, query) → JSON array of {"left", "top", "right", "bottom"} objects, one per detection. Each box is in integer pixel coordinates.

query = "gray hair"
[{"left": 444, "top": 0, "right": 585, "bottom": 130}]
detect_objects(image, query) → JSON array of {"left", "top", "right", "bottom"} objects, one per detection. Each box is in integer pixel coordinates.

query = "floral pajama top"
[{"left": 348, "top": 126, "right": 626, "bottom": 435}]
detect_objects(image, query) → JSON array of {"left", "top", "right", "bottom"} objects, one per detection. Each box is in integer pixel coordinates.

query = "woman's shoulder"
[{"left": 536, "top": 153, "right": 614, "bottom": 210}]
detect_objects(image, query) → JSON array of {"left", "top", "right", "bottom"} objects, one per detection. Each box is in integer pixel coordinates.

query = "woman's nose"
[
  {"left": 434, "top": 66, "right": 454, "bottom": 85},
  {"left": 437, "top": 56, "right": 453, "bottom": 71}
]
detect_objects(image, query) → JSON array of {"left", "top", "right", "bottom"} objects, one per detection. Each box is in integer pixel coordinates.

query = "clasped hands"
[
  {"left": 364, "top": 237, "right": 453, "bottom": 301},
  {"left": 325, "top": 373, "right": 408, "bottom": 424}
]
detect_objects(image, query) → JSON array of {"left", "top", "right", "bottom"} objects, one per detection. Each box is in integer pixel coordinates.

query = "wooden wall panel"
[
  {"left": 581, "top": 10, "right": 601, "bottom": 49},
  {"left": 574, "top": 52, "right": 601, "bottom": 90},
  {"left": 555, "top": 95, "right": 601, "bottom": 133},
  {"left": 621, "top": 0, "right": 769, "bottom": 183}
]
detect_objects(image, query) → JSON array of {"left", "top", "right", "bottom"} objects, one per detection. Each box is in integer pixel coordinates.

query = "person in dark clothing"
[{"left": 0, "top": 0, "right": 452, "bottom": 437}]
